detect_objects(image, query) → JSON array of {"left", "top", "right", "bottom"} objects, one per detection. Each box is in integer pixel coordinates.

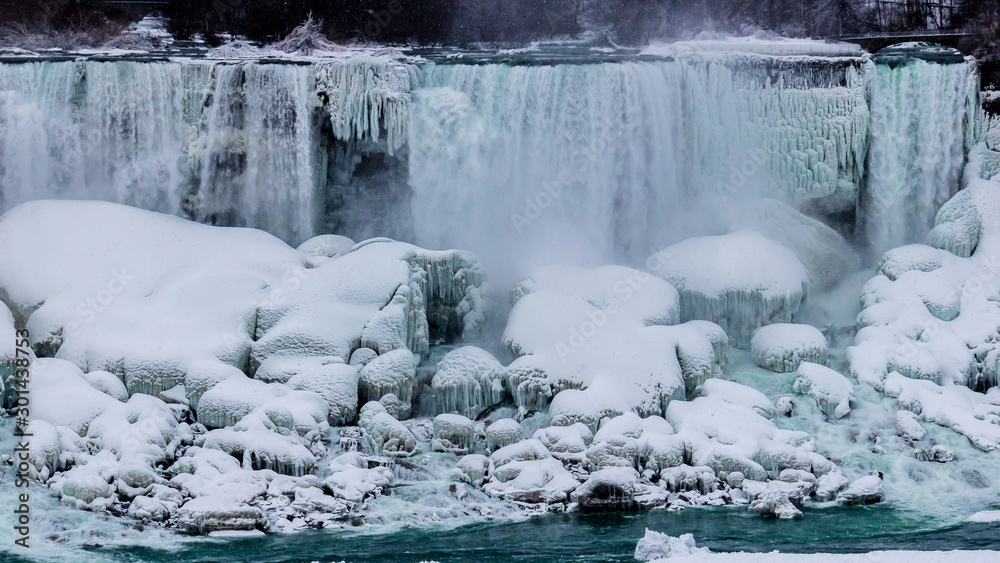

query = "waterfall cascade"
[{"left": 0, "top": 49, "right": 981, "bottom": 267}]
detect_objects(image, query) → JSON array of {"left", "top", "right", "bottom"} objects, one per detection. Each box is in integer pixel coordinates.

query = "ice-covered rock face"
[
  {"left": 503, "top": 265, "right": 722, "bottom": 417},
  {"left": 0, "top": 301, "right": 14, "bottom": 406},
  {"left": 751, "top": 323, "right": 828, "bottom": 373},
  {"left": 430, "top": 346, "right": 505, "bottom": 419},
  {"left": 650, "top": 230, "right": 810, "bottom": 348},
  {"left": 849, "top": 162, "right": 1000, "bottom": 451}
]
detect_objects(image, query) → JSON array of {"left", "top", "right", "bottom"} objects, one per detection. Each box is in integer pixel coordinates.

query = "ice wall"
[
  {"left": 408, "top": 55, "right": 870, "bottom": 271},
  {"left": 864, "top": 57, "right": 978, "bottom": 257},
  {"left": 0, "top": 59, "right": 409, "bottom": 245}
]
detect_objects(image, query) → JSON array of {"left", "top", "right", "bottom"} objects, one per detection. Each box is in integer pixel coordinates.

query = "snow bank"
[
  {"left": 849, "top": 159, "right": 1000, "bottom": 450},
  {"left": 650, "top": 231, "right": 809, "bottom": 348},
  {"left": 751, "top": 324, "right": 828, "bottom": 372}
]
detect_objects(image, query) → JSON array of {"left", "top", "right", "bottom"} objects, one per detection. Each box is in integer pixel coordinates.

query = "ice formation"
[
  {"left": 650, "top": 231, "right": 810, "bottom": 348},
  {"left": 430, "top": 346, "right": 505, "bottom": 419},
  {"left": 634, "top": 529, "right": 710, "bottom": 560},
  {"left": 750, "top": 323, "right": 828, "bottom": 372}
]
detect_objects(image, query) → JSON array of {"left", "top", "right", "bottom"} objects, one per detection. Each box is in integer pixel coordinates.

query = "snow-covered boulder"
[
  {"left": 284, "top": 360, "right": 361, "bottom": 425},
  {"left": 430, "top": 346, "right": 505, "bottom": 419},
  {"left": 570, "top": 467, "right": 640, "bottom": 511},
  {"left": 321, "top": 453, "right": 393, "bottom": 503},
  {"left": 700, "top": 378, "right": 776, "bottom": 419},
  {"left": 485, "top": 419, "right": 522, "bottom": 453},
  {"left": 432, "top": 413, "right": 476, "bottom": 454},
  {"left": 358, "top": 402, "right": 419, "bottom": 457},
  {"left": 504, "top": 270, "right": 721, "bottom": 417},
  {"left": 510, "top": 264, "right": 680, "bottom": 327},
  {"left": 895, "top": 410, "right": 926, "bottom": 441},
  {"left": 455, "top": 454, "right": 491, "bottom": 487},
  {"left": 650, "top": 230, "right": 809, "bottom": 348},
  {"left": 793, "top": 362, "right": 854, "bottom": 419},
  {"left": 196, "top": 375, "right": 329, "bottom": 436},
  {"left": 751, "top": 323, "right": 827, "bottom": 372},
  {"left": 533, "top": 424, "right": 593, "bottom": 464},
  {"left": 202, "top": 407, "right": 316, "bottom": 476},
  {"left": 184, "top": 360, "right": 245, "bottom": 412},
  {"left": 706, "top": 198, "right": 859, "bottom": 291},
  {"left": 660, "top": 464, "right": 717, "bottom": 494},
  {"left": 359, "top": 349, "right": 417, "bottom": 419},
  {"left": 484, "top": 458, "right": 579, "bottom": 503},
  {"left": 30, "top": 359, "right": 119, "bottom": 435},
  {"left": 175, "top": 496, "right": 266, "bottom": 534},
  {"left": 84, "top": 371, "right": 129, "bottom": 402},
  {"left": 634, "top": 529, "right": 709, "bottom": 561},
  {"left": 836, "top": 475, "right": 884, "bottom": 505},
  {"left": 490, "top": 438, "right": 551, "bottom": 469},
  {"left": 749, "top": 488, "right": 803, "bottom": 519}
]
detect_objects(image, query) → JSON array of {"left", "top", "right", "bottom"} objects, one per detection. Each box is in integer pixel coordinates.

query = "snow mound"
[
  {"left": 707, "top": 199, "right": 860, "bottom": 291},
  {"left": 430, "top": 346, "right": 504, "bottom": 419},
  {"left": 432, "top": 414, "right": 476, "bottom": 454},
  {"left": 792, "top": 362, "right": 853, "bottom": 419},
  {"left": 30, "top": 358, "right": 119, "bottom": 435},
  {"left": 504, "top": 265, "right": 721, "bottom": 417},
  {"left": 700, "top": 378, "right": 776, "bottom": 420},
  {"left": 634, "top": 529, "right": 709, "bottom": 560},
  {"left": 751, "top": 324, "right": 827, "bottom": 372},
  {"left": 650, "top": 231, "right": 809, "bottom": 348},
  {"left": 485, "top": 419, "right": 522, "bottom": 453}
]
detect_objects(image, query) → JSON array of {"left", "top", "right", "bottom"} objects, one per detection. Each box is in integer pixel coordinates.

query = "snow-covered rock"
[
  {"left": 284, "top": 360, "right": 360, "bottom": 425},
  {"left": 321, "top": 453, "right": 393, "bottom": 503},
  {"left": 359, "top": 349, "right": 417, "bottom": 419},
  {"left": 197, "top": 375, "right": 328, "bottom": 436},
  {"left": 533, "top": 424, "right": 592, "bottom": 464},
  {"left": 895, "top": 410, "right": 926, "bottom": 441},
  {"left": 650, "top": 230, "right": 809, "bottom": 348},
  {"left": 358, "top": 402, "right": 419, "bottom": 457},
  {"left": 836, "top": 475, "right": 884, "bottom": 505},
  {"left": 485, "top": 419, "right": 522, "bottom": 453},
  {"left": 484, "top": 457, "right": 579, "bottom": 503},
  {"left": 792, "top": 362, "right": 854, "bottom": 419},
  {"left": 432, "top": 413, "right": 476, "bottom": 454},
  {"left": 430, "top": 346, "right": 505, "bottom": 419},
  {"left": 700, "top": 378, "right": 776, "bottom": 419},
  {"left": 504, "top": 265, "right": 721, "bottom": 417},
  {"left": 571, "top": 467, "right": 640, "bottom": 510},
  {"left": 634, "top": 529, "right": 709, "bottom": 560},
  {"left": 29, "top": 358, "right": 119, "bottom": 435},
  {"left": 751, "top": 324, "right": 828, "bottom": 372},
  {"left": 749, "top": 488, "right": 803, "bottom": 518}
]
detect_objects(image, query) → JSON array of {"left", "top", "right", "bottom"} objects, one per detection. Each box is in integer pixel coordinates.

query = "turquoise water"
[{"left": 6, "top": 505, "right": 998, "bottom": 563}]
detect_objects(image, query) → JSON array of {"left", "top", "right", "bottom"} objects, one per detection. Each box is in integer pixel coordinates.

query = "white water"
[{"left": 865, "top": 58, "right": 977, "bottom": 257}]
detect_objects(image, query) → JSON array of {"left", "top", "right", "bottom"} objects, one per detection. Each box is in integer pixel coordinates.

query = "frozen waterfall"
[
  {"left": 864, "top": 55, "right": 978, "bottom": 257},
  {"left": 0, "top": 50, "right": 981, "bottom": 265}
]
